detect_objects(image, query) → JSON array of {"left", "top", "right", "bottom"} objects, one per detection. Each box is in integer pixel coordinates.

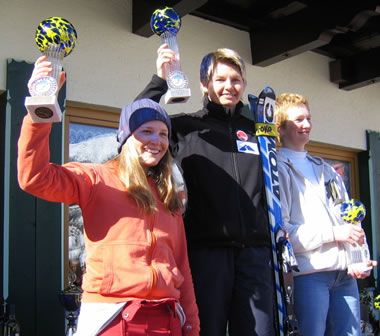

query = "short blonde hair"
[
  {"left": 199, "top": 48, "right": 246, "bottom": 93},
  {"left": 275, "top": 93, "right": 310, "bottom": 144}
]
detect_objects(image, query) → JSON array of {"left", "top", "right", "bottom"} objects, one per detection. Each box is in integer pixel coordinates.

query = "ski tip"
[
  {"left": 258, "top": 86, "right": 276, "bottom": 100},
  {"left": 262, "top": 86, "right": 275, "bottom": 94}
]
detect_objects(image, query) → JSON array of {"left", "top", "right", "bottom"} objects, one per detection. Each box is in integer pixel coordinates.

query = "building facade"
[{"left": 1, "top": 0, "right": 380, "bottom": 334}]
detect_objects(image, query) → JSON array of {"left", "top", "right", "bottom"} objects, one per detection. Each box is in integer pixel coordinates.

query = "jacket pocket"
[{"left": 83, "top": 241, "right": 153, "bottom": 296}]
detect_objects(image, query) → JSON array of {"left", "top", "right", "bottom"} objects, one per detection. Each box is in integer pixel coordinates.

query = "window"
[
  {"left": 63, "top": 101, "right": 120, "bottom": 287},
  {"left": 306, "top": 141, "right": 360, "bottom": 199}
]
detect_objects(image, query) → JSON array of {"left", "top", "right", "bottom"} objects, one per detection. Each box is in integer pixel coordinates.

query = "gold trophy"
[
  {"left": 25, "top": 17, "right": 77, "bottom": 122},
  {"left": 151, "top": 7, "right": 191, "bottom": 104}
]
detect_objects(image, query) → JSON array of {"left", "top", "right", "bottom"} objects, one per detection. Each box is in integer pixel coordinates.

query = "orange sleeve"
[{"left": 17, "top": 114, "right": 94, "bottom": 206}]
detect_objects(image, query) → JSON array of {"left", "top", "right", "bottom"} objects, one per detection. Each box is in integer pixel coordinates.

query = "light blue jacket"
[{"left": 278, "top": 150, "right": 349, "bottom": 276}]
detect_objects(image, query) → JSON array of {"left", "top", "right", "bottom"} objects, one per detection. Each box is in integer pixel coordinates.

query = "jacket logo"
[
  {"left": 236, "top": 140, "right": 259, "bottom": 155},
  {"left": 236, "top": 130, "right": 248, "bottom": 141}
]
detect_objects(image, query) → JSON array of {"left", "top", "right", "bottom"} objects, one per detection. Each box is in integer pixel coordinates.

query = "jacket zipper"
[
  {"left": 228, "top": 120, "right": 246, "bottom": 242},
  {"left": 228, "top": 122, "right": 240, "bottom": 185},
  {"left": 147, "top": 213, "right": 158, "bottom": 295}
]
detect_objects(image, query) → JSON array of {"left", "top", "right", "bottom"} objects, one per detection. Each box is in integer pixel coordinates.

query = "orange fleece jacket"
[{"left": 17, "top": 115, "right": 199, "bottom": 335}]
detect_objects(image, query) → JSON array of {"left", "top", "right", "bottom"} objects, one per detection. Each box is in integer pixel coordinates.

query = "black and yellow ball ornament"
[
  {"left": 35, "top": 17, "right": 77, "bottom": 57},
  {"left": 150, "top": 7, "right": 181, "bottom": 36},
  {"left": 340, "top": 199, "right": 366, "bottom": 224}
]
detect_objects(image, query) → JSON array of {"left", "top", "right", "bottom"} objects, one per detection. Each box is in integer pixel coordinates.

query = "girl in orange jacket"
[{"left": 17, "top": 55, "right": 199, "bottom": 336}]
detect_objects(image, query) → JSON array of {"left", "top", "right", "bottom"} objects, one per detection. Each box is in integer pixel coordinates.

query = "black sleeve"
[{"left": 134, "top": 74, "right": 168, "bottom": 103}]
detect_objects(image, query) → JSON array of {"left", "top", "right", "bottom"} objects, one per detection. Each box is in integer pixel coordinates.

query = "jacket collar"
[
  {"left": 278, "top": 150, "right": 328, "bottom": 189},
  {"left": 278, "top": 149, "right": 323, "bottom": 166},
  {"left": 203, "top": 96, "right": 245, "bottom": 120}
]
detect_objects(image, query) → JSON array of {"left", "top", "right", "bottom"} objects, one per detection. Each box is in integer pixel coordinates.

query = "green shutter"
[
  {"left": 367, "top": 130, "right": 380, "bottom": 290},
  {"left": 0, "top": 90, "right": 6, "bottom": 301},
  {"left": 6, "top": 59, "right": 65, "bottom": 336}
]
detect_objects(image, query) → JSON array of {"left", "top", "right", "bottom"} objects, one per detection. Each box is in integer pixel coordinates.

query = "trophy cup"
[
  {"left": 25, "top": 17, "right": 77, "bottom": 123},
  {"left": 150, "top": 7, "right": 191, "bottom": 104},
  {"left": 339, "top": 199, "right": 371, "bottom": 272}
]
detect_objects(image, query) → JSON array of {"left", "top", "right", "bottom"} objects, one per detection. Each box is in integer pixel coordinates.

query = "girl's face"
[
  {"left": 203, "top": 61, "right": 246, "bottom": 108},
  {"left": 279, "top": 104, "right": 312, "bottom": 151},
  {"left": 130, "top": 120, "right": 169, "bottom": 167}
]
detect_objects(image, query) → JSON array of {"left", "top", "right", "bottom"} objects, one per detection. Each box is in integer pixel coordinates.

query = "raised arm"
[
  {"left": 18, "top": 56, "right": 93, "bottom": 206},
  {"left": 135, "top": 43, "right": 175, "bottom": 102}
]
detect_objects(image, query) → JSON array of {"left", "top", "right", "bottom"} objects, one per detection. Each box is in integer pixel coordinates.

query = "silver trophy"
[
  {"left": 151, "top": 7, "right": 191, "bottom": 104},
  {"left": 339, "top": 199, "right": 371, "bottom": 272},
  {"left": 25, "top": 17, "right": 77, "bottom": 123}
]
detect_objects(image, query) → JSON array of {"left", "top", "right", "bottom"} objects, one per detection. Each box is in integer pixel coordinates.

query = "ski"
[{"left": 248, "top": 87, "right": 300, "bottom": 336}]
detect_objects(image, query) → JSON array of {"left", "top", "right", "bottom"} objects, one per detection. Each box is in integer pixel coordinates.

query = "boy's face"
[
  {"left": 279, "top": 104, "right": 312, "bottom": 151},
  {"left": 203, "top": 61, "right": 246, "bottom": 108}
]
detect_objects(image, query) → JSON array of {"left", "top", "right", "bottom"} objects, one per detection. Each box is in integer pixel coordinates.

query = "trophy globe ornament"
[
  {"left": 151, "top": 6, "right": 181, "bottom": 36},
  {"left": 25, "top": 16, "right": 77, "bottom": 123},
  {"left": 339, "top": 199, "right": 371, "bottom": 272},
  {"left": 340, "top": 199, "right": 366, "bottom": 224},
  {"left": 151, "top": 7, "right": 191, "bottom": 104}
]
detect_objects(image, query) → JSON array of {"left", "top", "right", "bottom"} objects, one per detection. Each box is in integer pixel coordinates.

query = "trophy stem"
[
  {"left": 44, "top": 44, "right": 64, "bottom": 84},
  {"left": 161, "top": 31, "right": 180, "bottom": 73},
  {"left": 25, "top": 44, "right": 64, "bottom": 122},
  {"left": 159, "top": 31, "right": 191, "bottom": 104}
]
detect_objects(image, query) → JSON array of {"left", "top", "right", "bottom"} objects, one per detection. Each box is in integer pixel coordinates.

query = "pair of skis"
[{"left": 248, "top": 88, "right": 300, "bottom": 336}]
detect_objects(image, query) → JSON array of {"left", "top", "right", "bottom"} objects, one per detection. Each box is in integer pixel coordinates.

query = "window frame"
[
  {"left": 61, "top": 104, "right": 362, "bottom": 285},
  {"left": 306, "top": 141, "right": 360, "bottom": 199},
  {"left": 63, "top": 101, "right": 120, "bottom": 287}
]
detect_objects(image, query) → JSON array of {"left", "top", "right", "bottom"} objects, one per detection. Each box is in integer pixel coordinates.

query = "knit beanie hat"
[{"left": 117, "top": 98, "right": 171, "bottom": 153}]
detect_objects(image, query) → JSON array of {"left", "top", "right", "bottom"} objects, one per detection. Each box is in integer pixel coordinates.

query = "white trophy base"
[
  {"left": 25, "top": 95, "right": 62, "bottom": 123},
  {"left": 346, "top": 242, "right": 371, "bottom": 273},
  {"left": 164, "top": 88, "right": 191, "bottom": 104},
  {"left": 348, "top": 262, "right": 372, "bottom": 273}
]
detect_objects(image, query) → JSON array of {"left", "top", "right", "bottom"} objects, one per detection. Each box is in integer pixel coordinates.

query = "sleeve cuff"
[
  {"left": 322, "top": 226, "right": 335, "bottom": 243},
  {"left": 152, "top": 74, "right": 168, "bottom": 90}
]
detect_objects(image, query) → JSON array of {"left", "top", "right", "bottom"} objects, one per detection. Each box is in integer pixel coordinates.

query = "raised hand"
[
  {"left": 27, "top": 55, "right": 66, "bottom": 95},
  {"left": 156, "top": 43, "right": 177, "bottom": 80}
]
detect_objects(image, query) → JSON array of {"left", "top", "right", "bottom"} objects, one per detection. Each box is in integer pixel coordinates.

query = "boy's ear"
[{"left": 200, "top": 82, "right": 208, "bottom": 95}]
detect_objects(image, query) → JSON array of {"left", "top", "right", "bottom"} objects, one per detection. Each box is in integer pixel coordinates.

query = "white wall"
[{"left": 1, "top": 0, "right": 379, "bottom": 149}]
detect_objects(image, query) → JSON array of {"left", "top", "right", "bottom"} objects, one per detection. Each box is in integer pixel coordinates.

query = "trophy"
[
  {"left": 150, "top": 7, "right": 191, "bottom": 104},
  {"left": 339, "top": 199, "right": 371, "bottom": 272},
  {"left": 25, "top": 17, "right": 77, "bottom": 123}
]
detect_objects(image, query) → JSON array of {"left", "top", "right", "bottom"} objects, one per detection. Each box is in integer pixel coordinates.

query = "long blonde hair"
[{"left": 115, "top": 138, "right": 183, "bottom": 214}]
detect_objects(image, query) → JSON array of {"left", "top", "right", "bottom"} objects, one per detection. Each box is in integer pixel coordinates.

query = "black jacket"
[{"left": 136, "top": 75, "right": 270, "bottom": 247}]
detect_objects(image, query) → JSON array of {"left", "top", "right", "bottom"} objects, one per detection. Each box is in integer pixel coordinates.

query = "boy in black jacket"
[{"left": 136, "top": 45, "right": 276, "bottom": 336}]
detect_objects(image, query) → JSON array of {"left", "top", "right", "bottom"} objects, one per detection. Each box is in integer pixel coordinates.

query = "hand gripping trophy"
[
  {"left": 151, "top": 7, "right": 191, "bottom": 104},
  {"left": 339, "top": 199, "right": 371, "bottom": 272},
  {"left": 25, "top": 17, "right": 77, "bottom": 123}
]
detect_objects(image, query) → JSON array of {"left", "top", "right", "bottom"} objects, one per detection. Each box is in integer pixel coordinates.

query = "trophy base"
[
  {"left": 348, "top": 262, "right": 371, "bottom": 273},
  {"left": 164, "top": 88, "right": 191, "bottom": 104},
  {"left": 25, "top": 95, "right": 62, "bottom": 123}
]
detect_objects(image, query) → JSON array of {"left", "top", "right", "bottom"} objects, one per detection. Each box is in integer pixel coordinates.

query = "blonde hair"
[
  {"left": 200, "top": 48, "right": 246, "bottom": 95},
  {"left": 275, "top": 92, "right": 310, "bottom": 144},
  {"left": 115, "top": 138, "right": 183, "bottom": 214}
]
